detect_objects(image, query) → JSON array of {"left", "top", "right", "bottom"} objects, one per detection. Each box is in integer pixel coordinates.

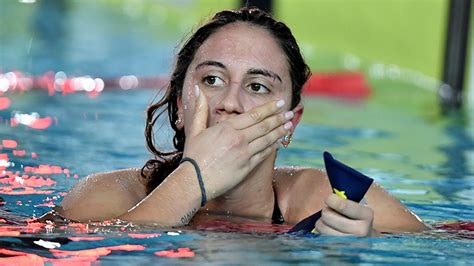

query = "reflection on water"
[{"left": 436, "top": 113, "right": 474, "bottom": 203}]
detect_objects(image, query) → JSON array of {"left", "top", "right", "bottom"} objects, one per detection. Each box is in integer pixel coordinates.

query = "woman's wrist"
[
  {"left": 175, "top": 162, "right": 206, "bottom": 206},
  {"left": 179, "top": 157, "right": 207, "bottom": 207}
]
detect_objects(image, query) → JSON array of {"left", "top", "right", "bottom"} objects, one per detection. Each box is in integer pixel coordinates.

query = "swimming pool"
[
  {"left": 0, "top": 86, "right": 472, "bottom": 264},
  {"left": 1, "top": 0, "right": 473, "bottom": 264}
]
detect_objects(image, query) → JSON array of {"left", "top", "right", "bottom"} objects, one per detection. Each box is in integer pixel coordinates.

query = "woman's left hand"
[{"left": 315, "top": 194, "right": 380, "bottom": 237}]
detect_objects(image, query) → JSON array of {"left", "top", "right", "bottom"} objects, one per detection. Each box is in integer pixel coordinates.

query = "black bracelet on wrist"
[{"left": 180, "top": 157, "right": 207, "bottom": 207}]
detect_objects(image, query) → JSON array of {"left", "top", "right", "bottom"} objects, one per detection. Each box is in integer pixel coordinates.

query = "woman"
[{"left": 54, "top": 7, "right": 427, "bottom": 236}]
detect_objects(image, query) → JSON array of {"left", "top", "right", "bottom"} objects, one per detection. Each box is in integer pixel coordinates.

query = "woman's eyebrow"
[
  {"left": 247, "top": 68, "right": 282, "bottom": 83},
  {"left": 195, "top": 60, "right": 226, "bottom": 70},
  {"left": 194, "top": 61, "right": 282, "bottom": 83}
]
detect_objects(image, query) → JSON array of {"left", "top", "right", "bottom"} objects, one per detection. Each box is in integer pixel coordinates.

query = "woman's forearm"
[{"left": 117, "top": 163, "right": 202, "bottom": 225}]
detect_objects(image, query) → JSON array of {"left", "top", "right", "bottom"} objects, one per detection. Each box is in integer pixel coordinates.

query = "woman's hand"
[
  {"left": 315, "top": 194, "right": 381, "bottom": 237},
  {"left": 183, "top": 85, "right": 292, "bottom": 200}
]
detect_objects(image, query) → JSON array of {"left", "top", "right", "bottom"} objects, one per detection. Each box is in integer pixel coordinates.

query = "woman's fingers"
[
  {"left": 244, "top": 107, "right": 293, "bottom": 167},
  {"left": 320, "top": 207, "right": 369, "bottom": 235},
  {"left": 248, "top": 122, "right": 290, "bottom": 155},
  {"left": 325, "top": 194, "right": 374, "bottom": 221},
  {"left": 249, "top": 141, "right": 280, "bottom": 169},
  {"left": 244, "top": 110, "right": 293, "bottom": 142},
  {"left": 187, "top": 85, "right": 209, "bottom": 138},
  {"left": 317, "top": 194, "right": 375, "bottom": 236},
  {"left": 314, "top": 218, "right": 352, "bottom": 237},
  {"left": 227, "top": 99, "right": 285, "bottom": 130}
]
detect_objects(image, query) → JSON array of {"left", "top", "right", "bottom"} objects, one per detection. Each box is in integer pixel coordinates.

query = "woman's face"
[{"left": 180, "top": 22, "right": 296, "bottom": 132}]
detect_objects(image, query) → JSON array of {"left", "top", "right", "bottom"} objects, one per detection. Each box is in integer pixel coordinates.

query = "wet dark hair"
[{"left": 141, "top": 7, "right": 311, "bottom": 194}]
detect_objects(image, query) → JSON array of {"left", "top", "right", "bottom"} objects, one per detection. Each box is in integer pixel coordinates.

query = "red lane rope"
[{"left": 0, "top": 70, "right": 371, "bottom": 100}]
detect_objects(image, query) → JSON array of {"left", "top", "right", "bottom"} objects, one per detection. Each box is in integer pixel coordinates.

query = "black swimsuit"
[{"left": 271, "top": 191, "right": 285, "bottom": 224}]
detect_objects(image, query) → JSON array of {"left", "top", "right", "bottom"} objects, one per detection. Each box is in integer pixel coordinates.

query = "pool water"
[{"left": 0, "top": 88, "right": 473, "bottom": 264}]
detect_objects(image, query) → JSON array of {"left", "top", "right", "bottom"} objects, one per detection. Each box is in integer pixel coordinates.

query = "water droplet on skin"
[
  {"left": 289, "top": 165, "right": 295, "bottom": 176},
  {"left": 184, "top": 105, "right": 188, "bottom": 110}
]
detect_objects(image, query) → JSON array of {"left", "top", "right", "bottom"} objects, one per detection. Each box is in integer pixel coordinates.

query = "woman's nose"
[{"left": 215, "top": 85, "right": 244, "bottom": 115}]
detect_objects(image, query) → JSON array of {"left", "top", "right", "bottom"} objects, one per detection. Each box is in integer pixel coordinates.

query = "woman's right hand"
[{"left": 182, "top": 84, "right": 293, "bottom": 200}]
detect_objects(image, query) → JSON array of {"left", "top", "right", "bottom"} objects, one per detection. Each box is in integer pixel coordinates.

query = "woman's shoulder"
[
  {"left": 274, "top": 167, "right": 427, "bottom": 231},
  {"left": 58, "top": 168, "right": 147, "bottom": 222},
  {"left": 274, "top": 166, "right": 327, "bottom": 184},
  {"left": 273, "top": 167, "right": 332, "bottom": 224},
  {"left": 76, "top": 168, "right": 146, "bottom": 198}
]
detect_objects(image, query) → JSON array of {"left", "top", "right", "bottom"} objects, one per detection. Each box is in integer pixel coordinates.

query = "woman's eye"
[
  {"left": 249, "top": 83, "right": 270, "bottom": 94},
  {"left": 202, "top": 76, "right": 224, "bottom": 87}
]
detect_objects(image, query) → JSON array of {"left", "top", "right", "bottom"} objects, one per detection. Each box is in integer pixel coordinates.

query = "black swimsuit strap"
[{"left": 271, "top": 190, "right": 285, "bottom": 224}]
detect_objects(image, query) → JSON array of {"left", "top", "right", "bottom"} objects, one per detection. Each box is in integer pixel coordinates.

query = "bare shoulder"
[
  {"left": 58, "top": 168, "right": 147, "bottom": 222},
  {"left": 274, "top": 166, "right": 427, "bottom": 232},
  {"left": 365, "top": 182, "right": 427, "bottom": 232},
  {"left": 273, "top": 167, "right": 332, "bottom": 224}
]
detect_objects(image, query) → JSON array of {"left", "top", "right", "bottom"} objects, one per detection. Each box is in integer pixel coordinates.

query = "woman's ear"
[
  {"left": 290, "top": 103, "right": 304, "bottom": 131},
  {"left": 175, "top": 95, "right": 184, "bottom": 130},
  {"left": 177, "top": 95, "right": 183, "bottom": 110},
  {"left": 281, "top": 103, "right": 304, "bottom": 148}
]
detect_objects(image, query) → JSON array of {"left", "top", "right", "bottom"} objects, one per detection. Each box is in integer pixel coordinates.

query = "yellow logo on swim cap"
[{"left": 333, "top": 188, "right": 347, "bottom": 199}]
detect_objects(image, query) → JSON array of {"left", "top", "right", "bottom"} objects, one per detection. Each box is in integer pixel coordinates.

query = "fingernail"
[
  {"left": 284, "top": 121, "right": 292, "bottom": 130},
  {"left": 285, "top": 111, "right": 294, "bottom": 120},
  {"left": 276, "top": 100, "right": 285, "bottom": 108},
  {"left": 194, "top": 84, "right": 200, "bottom": 97}
]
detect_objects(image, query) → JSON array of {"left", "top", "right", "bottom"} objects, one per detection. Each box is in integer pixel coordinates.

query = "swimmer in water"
[{"left": 48, "top": 7, "right": 427, "bottom": 236}]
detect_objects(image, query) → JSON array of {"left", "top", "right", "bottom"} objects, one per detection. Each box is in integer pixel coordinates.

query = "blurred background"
[{"left": 1, "top": 0, "right": 473, "bottom": 115}]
